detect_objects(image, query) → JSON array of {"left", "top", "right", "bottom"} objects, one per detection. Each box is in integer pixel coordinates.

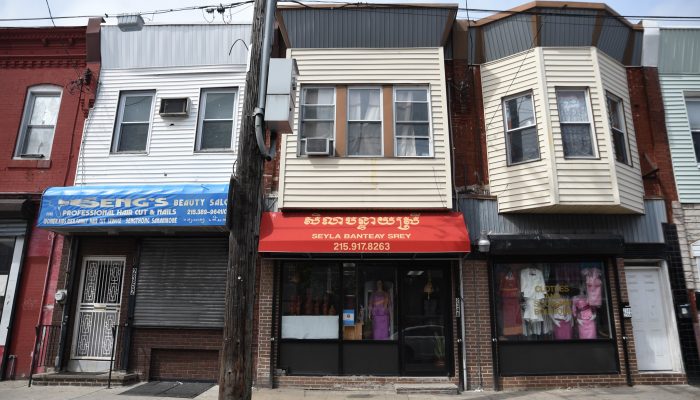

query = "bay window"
[
  {"left": 606, "top": 93, "right": 630, "bottom": 165},
  {"left": 503, "top": 92, "right": 539, "bottom": 164},
  {"left": 556, "top": 89, "right": 596, "bottom": 158},
  {"left": 685, "top": 98, "right": 700, "bottom": 163}
]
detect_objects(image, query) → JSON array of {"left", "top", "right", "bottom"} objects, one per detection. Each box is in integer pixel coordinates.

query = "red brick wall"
[
  {"left": 627, "top": 67, "right": 679, "bottom": 217},
  {"left": 131, "top": 329, "right": 222, "bottom": 382},
  {"left": 445, "top": 61, "right": 488, "bottom": 189}
]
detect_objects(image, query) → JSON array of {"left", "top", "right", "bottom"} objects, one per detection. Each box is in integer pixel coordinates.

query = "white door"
[
  {"left": 626, "top": 267, "right": 674, "bottom": 371},
  {"left": 69, "top": 257, "right": 125, "bottom": 372}
]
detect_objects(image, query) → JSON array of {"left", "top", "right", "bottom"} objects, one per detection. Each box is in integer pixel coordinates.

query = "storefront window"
[
  {"left": 342, "top": 265, "right": 397, "bottom": 341},
  {"left": 0, "top": 239, "right": 14, "bottom": 319},
  {"left": 281, "top": 263, "right": 340, "bottom": 339},
  {"left": 494, "top": 262, "right": 611, "bottom": 341}
]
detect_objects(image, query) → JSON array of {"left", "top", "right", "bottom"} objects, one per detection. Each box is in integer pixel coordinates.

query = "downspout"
[{"left": 612, "top": 258, "right": 633, "bottom": 386}]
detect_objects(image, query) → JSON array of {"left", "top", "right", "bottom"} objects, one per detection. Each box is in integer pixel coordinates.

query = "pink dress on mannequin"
[
  {"left": 370, "top": 290, "right": 390, "bottom": 340},
  {"left": 582, "top": 267, "right": 603, "bottom": 307},
  {"left": 572, "top": 295, "right": 597, "bottom": 339}
]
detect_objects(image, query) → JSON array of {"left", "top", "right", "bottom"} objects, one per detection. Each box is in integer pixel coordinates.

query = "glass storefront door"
[
  {"left": 400, "top": 267, "right": 449, "bottom": 375},
  {"left": 278, "top": 261, "right": 453, "bottom": 376}
]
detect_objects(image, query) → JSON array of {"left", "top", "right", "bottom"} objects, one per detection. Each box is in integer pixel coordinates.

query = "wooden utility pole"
[{"left": 219, "top": 0, "right": 269, "bottom": 398}]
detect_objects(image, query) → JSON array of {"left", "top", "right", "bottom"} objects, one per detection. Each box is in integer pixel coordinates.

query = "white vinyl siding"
[
  {"left": 481, "top": 47, "right": 644, "bottom": 214},
  {"left": 660, "top": 74, "right": 700, "bottom": 203},
  {"left": 481, "top": 49, "right": 553, "bottom": 212},
  {"left": 598, "top": 51, "right": 644, "bottom": 213},
  {"left": 75, "top": 65, "right": 245, "bottom": 185},
  {"left": 279, "top": 48, "right": 451, "bottom": 209}
]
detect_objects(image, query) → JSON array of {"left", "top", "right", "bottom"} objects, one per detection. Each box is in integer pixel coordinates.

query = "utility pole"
[{"left": 219, "top": 0, "right": 275, "bottom": 397}]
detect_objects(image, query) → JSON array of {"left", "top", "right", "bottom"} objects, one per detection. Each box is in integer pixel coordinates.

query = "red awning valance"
[{"left": 259, "top": 211, "right": 470, "bottom": 254}]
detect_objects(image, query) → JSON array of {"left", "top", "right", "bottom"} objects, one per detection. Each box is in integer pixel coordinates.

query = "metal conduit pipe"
[{"left": 254, "top": 0, "right": 278, "bottom": 161}]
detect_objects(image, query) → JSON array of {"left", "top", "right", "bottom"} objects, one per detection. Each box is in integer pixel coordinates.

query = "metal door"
[
  {"left": 71, "top": 257, "right": 125, "bottom": 360},
  {"left": 626, "top": 267, "right": 674, "bottom": 371}
]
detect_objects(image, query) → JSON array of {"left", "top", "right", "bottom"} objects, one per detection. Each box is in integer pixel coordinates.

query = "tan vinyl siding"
[
  {"left": 480, "top": 48, "right": 553, "bottom": 213},
  {"left": 542, "top": 48, "right": 617, "bottom": 205},
  {"left": 482, "top": 47, "right": 643, "bottom": 214},
  {"left": 279, "top": 48, "right": 452, "bottom": 209},
  {"left": 598, "top": 50, "right": 645, "bottom": 213},
  {"left": 75, "top": 65, "right": 244, "bottom": 185}
]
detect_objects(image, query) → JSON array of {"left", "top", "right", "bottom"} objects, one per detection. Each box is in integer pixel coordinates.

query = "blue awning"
[{"left": 38, "top": 184, "right": 229, "bottom": 233}]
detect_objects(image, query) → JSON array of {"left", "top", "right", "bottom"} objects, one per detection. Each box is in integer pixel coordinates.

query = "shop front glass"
[
  {"left": 278, "top": 261, "right": 452, "bottom": 376},
  {"left": 492, "top": 260, "right": 619, "bottom": 375}
]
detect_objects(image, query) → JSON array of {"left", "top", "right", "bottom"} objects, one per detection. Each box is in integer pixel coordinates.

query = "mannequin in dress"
[{"left": 369, "top": 280, "right": 391, "bottom": 340}]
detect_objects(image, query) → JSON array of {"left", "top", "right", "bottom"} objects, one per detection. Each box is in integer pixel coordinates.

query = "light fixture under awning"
[
  {"left": 37, "top": 184, "right": 229, "bottom": 233},
  {"left": 259, "top": 211, "right": 470, "bottom": 254}
]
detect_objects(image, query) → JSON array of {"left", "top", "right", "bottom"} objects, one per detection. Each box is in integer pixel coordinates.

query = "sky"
[{"left": 1, "top": 0, "right": 700, "bottom": 27}]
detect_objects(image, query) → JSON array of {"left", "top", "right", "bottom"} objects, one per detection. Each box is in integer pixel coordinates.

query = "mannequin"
[
  {"left": 572, "top": 294, "right": 597, "bottom": 339},
  {"left": 369, "top": 280, "right": 391, "bottom": 340},
  {"left": 548, "top": 286, "right": 573, "bottom": 340},
  {"left": 499, "top": 268, "right": 523, "bottom": 336}
]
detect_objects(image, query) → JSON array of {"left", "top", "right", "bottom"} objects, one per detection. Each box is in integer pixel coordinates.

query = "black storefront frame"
[
  {"left": 275, "top": 259, "right": 456, "bottom": 377},
  {"left": 488, "top": 256, "right": 621, "bottom": 378}
]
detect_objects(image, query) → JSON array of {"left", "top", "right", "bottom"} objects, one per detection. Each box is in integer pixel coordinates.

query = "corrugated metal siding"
[
  {"left": 659, "top": 29, "right": 700, "bottom": 74},
  {"left": 596, "top": 15, "right": 630, "bottom": 63},
  {"left": 134, "top": 237, "right": 227, "bottom": 328},
  {"left": 75, "top": 65, "right": 244, "bottom": 185},
  {"left": 279, "top": 48, "right": 451, "bottom": 209},
  {"left": 0, "top": 221, "right": 26, "bottom": 237},
  {"left": 480, "top": 48, "right": 553, "bottom": 212},
  {"left": 460, "top": 197, "right": 667, "bottom": 244},
  {"left": 630, "top": 30, "right": 643, "bottom": 66},
  {"left": 483, "top": 14, "right": 533, "bottom": 62},
  {"left": 659, "top": 75, "right": 700, "bottom": 202},
  {"left": 101, "top": 24, "right": 250, "bottom": 69},
  {"left": 280, "top": 8, "right": 451, "bottom": 48},
  {"left": 598, "top": 51, "right": 645, "bottom": 213},
  {"left": 539, "top": 8, "right": 596, "bottom": 48}
]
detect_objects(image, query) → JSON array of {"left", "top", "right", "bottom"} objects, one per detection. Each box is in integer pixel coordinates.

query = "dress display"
[
  {"left": 582, "top": 267, "right": 603, "bottom": 307},
  {"left": 572, "top": 295, "right": 597, "bottom": 339},
  {"left": 499, "top": 270, "right": 523, "bottom": 336},
  {"left": 369, "top": 287, "right": 391, "bottom": 340},
  {"left": 547, "top": 294, "right": 573, "bottom": 340},
  {"left": 520, "top": 267, "right": 546, "bottom": 336}
]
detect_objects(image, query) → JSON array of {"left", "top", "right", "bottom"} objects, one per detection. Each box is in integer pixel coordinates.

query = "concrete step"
[
  {"left": 30, "top": 371, "right": 139, "bottom": 386},
  {"left": 394, "top": 383, "right": 459, "bottom": 395}
]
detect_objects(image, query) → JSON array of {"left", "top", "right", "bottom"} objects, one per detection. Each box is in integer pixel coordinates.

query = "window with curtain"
[
  {"left": 605, "top": 94, "right": 630, "bottom": 165},
  {"left": 685, "top": 98, "right": 700, "bottom": 163},
  {"left": 300, "top": 87, "right": 335, "bottom": 155},
  {"left": 348, "top": 88, "right": 382, "bottom": 156},
  {"left": 503, "top": 92, "right": 539, "bottom": 164},
  {"left": 112, "top": 91, "right": 155, "bottom": 153},
  {"left": 15, "top": 86, "right": 62, "bottom": 159},
  {"left": 394, "top": 88, "right": 431, "bottom": 157},
  {"left": 196, "top": 88, "right": 237, "bottom": 151},
  {"left": 556, "top": 89, "right": 596, "bottom": 158}
]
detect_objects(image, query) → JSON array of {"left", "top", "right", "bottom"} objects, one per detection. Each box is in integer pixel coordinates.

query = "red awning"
[{"left": 259, "top": 211, "right": 470, "bottom": 254}]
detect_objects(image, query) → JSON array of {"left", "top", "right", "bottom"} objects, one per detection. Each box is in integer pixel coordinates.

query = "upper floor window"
[
  {"left": 300, "top": 87, "right": 335, "bottom": 156},
  {"left": 606, "top": 93, "right": 630, "bottom": 165},
  {"left": 348, "top": 88, "right": 382, "bottom": 156},
  {"left": 196, "top": 88, "right": 238, "bottom": 151},
  {"left": 503, "top": 92, "right": 539, "bottom": 165},
  {"left": 112, "top": 91, "right": 155, "bottom": 153},
  {"left": 395, "top": 88, "right": 431, "bottom": 157},
  {"left": 556, "top": 89, "right": 596, "bottom": 158},
  {"left": 685, "top": 98, "right": 700, "bottom": 163},
  {"left": 15, "top": 85, "right": 62, "bottom": 159}
]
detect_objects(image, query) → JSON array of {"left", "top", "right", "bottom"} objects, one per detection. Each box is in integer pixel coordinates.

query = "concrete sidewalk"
[{"left": 1, "top": 381, "right": 699, "bottom": 400}]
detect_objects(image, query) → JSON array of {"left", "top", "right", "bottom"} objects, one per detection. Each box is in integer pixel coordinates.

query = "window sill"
[
  {"left": 8, "top": 159, "right": 52, "bottom": 169},
  {"left": 194, "top": 149, "right": 235, "bottom": 154},
  {"left": 109, "top": 151, "right": 148, "bottom": 156}
]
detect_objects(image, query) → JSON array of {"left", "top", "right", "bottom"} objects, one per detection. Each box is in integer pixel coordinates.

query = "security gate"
[{"left": 71, "top": 257, "right": 125, "bottom": 362}]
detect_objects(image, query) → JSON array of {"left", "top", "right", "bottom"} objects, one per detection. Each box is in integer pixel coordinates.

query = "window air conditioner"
[
  {"left": 159, "top": 98, "right": 189, "bottom": 117},
  {"left": 305, "top": 138, "right": 331, "bottom": 156}
]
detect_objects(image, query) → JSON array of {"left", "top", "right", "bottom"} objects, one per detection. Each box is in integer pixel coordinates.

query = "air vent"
[
  {"left": 159, "top": 98, "right": 189, "bottom": 117},
  {"left": 305, "top": 138, "right": 331, "bottom": 156}
]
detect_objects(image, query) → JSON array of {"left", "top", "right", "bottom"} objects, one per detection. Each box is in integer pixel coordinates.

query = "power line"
[{"left": 0, "top": 1, "right": 253, "bottom": 22}]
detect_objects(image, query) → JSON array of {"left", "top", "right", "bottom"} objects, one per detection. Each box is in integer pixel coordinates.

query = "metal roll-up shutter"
[
  {"left": 134, "top": 237, "right": 228, "bottom": 328},
  {"left": 0, "top": 220, "right": 28, "bottom": 237}
]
